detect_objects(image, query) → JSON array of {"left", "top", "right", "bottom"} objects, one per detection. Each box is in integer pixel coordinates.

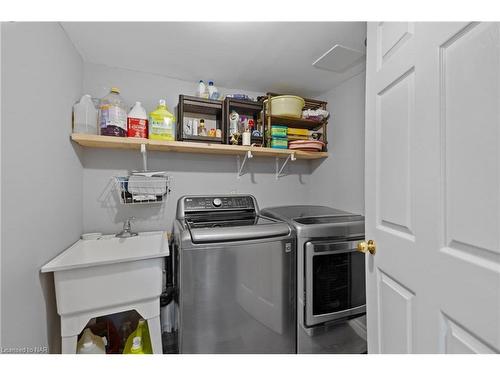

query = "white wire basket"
[{"left": 114, "top": 172, "right": 172, "bottom": 205}]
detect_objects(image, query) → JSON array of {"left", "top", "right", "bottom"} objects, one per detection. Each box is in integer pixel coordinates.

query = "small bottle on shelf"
[
  {"left": 229, "top": 110, "right": 239, "bottom": 136},
  {"left": 192, "top": 119, "right": 198, "bottom": 136},
  {"left": 242, "top": 126, "right": 251, "bottom": 146},
  {"left": 198, "top": 119, "right": 207, "bottom": 136},
  {"left": 183, "top": 119, "right": 193, "bottom": 137},
  {"left": 197, "top": 80, "right": 207, "bottom": 98},
  {"left": 207, "top": 81, "right": 219, "bottom": 100}
]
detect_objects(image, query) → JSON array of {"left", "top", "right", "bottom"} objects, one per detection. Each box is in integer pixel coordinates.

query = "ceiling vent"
[{"left": 312, "top": 44, "right": 365, "bottom": 73}]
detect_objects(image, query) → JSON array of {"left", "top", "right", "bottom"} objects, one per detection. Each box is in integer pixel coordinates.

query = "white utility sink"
[
  {"left": 41, "top": 231, "right": 169, "bottom": 354},
  {"left": 42, "top": 231, "right": 169, "bottom": 272}
]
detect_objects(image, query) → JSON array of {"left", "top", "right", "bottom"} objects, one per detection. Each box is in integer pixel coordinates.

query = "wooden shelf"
[
  {"left": 270, "top": 115, "right": 326, "bottom": 130},
  {"left": 71, "top": 134, "right": 328, "bottom": 160}
]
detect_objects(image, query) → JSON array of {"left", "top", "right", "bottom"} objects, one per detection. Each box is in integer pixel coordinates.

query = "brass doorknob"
[{"left": 357, "top": 240, "right": 376, "bottom": 255}]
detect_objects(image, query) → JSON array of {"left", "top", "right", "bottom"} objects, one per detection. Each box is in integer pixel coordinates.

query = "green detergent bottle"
[{"left": 149, "top": 99, "right": 176, "bottom": 141}]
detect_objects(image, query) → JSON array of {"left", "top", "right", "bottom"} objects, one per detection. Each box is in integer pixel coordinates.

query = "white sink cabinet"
[{"left": 41, "top": 231, "right": 169, "bottom": 354}]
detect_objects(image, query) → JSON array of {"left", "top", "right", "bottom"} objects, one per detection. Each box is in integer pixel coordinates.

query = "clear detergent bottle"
[{"left": 99, "top": 87, "right": 128, "bottom": 137}]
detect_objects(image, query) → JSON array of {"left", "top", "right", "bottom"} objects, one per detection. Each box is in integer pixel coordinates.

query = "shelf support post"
[
  {"left": 141, "top": 143, "right": 148, "bottom": 172},
  {"left": 275, "top": 153, "right": 296, "bottom": 179},
  {"left": 237, "top": 150, "right": 253, "bottom": 178}
]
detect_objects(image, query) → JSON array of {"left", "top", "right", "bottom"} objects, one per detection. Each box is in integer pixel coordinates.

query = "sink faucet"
[{"left": 116, "top": 217, "right": 139, "bottom": 238}]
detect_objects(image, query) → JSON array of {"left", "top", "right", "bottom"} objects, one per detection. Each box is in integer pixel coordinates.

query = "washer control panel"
[{"left": 183, "top": 196, "right": 255, "bottom": 211}]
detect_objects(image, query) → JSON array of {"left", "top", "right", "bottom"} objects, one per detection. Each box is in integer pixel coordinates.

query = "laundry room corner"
[{"left": 309, "top": 71, "right": 366, "bottom": 215}]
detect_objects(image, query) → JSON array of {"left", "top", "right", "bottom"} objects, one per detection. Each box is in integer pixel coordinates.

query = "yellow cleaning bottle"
[
  {"left": 123, "top": 319, "right": 153, "bottom": 354},
  {"left": 148, "top": 99, "right": 176, "bottom": 141}
]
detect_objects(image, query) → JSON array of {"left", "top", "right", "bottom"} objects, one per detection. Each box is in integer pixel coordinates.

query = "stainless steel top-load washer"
[
  {"left": 260, "top": 205, "right": 367, "bottom": 354},
  {"left": 173, "top": 195, "right": 296, "bottom": 354}
]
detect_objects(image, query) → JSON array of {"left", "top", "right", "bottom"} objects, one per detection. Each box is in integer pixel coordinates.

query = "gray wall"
[
  {"left": 310, "top": 72, "right": 366, "bottom": 214},
  {"left": 1, "top": 23, "right": 83, "bottom": 352},
  {"left": 81, "top": 63, "right": 314, "bottom": 234}
]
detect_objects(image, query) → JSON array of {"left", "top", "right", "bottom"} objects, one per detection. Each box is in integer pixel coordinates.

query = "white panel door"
[{"left": 365, "top": 22, "right": 500, "bottom": 353}]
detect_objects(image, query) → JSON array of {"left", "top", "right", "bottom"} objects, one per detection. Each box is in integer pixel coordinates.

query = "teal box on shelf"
[
  {"left": 271, "top": 137, "right": 288, "bottom": 149},
  {"left": 271, "top": 125, "right": 288, "bottom": 138}
]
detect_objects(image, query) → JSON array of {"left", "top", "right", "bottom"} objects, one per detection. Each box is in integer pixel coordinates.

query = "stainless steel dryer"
[
  {"left": 261, "top": 205, "right": 367, "bottom": 354},
  {"left": 173, "top": 195, "right": 296, "bottom": 354}
]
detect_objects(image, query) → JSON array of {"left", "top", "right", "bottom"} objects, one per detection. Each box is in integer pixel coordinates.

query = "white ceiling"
[{"left": 62, "top": 22, "right": 366, "bottom": 97}]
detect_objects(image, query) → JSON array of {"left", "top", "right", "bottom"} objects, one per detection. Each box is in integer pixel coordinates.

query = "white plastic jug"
[
  {"left": 73, "top": 94, "right": 98, "bottom": 134},
  {"left": 76, "top": 328, "right": 106, "bottom": 354}
]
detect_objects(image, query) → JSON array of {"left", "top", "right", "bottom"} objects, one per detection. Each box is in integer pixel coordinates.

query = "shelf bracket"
[
  {"left": 237, "top": 151, "right": 253, "bottom": 178},
  {"left": 141, "top": 143, "right": 148, "bottom": 172},
  {"left": 275, "top": 153, "right": 296, "bottom": 179}
]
